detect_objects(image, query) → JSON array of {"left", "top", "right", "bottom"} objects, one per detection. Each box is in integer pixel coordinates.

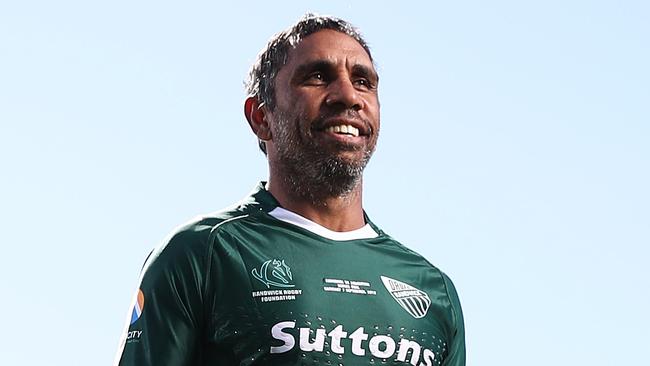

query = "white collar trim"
[{"left": 268, "top": 207, "right": 378, "bottom": 241}]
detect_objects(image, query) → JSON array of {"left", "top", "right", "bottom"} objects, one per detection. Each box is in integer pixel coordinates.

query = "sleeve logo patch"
[
  {"left": 130, "top": 289, "right": 145, "bottom": 324},
  {"left": 380, "top": 276, "right": 431, "bottom": 319}
]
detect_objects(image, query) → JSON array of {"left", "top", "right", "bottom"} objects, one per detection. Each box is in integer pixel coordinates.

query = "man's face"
[{"left": 265, "top": 30, "right": 380, "bottom": 200}]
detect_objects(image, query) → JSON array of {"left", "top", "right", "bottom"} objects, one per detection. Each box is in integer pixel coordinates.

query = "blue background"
[{"left": 1, "top": 1, "right": 648, "bottom": 365}]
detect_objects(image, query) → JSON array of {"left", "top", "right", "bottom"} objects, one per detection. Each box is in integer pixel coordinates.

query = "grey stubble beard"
[{"left": 272, "top": 111, "right": 374, "bottom": 206}]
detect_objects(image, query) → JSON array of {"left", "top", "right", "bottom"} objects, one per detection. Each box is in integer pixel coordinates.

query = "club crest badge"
[
  {"left": 381, "top": 276, "right": 431, "bottom": 319},
  {"left": 252, "top": 259, "right": 295, "bottom": 288}
]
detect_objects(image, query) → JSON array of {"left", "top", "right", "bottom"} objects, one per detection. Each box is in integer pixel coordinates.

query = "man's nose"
[{"left": 325, "top": 77, "right": 363, "bottom": 111}]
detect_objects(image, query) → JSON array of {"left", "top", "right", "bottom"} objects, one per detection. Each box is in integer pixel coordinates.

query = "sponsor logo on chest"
[{"left": 269, "top": 321, "right": 440, "bottom": 366}]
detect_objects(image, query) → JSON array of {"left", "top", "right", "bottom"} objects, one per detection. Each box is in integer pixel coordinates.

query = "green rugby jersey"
[{"left": 115, "top": 183, "right": 465, "bottom": 366}]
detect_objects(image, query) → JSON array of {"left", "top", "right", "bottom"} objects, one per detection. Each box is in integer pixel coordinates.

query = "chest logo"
[
  {"left": 252, "top": 259, "right": 295, "bottom": 288},
  {"left": 381, "top": 276, "right": 431, "bottom": 319}
]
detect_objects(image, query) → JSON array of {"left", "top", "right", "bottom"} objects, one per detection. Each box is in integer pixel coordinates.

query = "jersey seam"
[
  {"left": 202, "top": 214, "right": 251, "bottom": 331},
  {"left": 439, "top": 269, "right": 458, "bottom": 332},
  {"left": 387, "top": 240, "right": 459, "bottom": 336},
  {"left": 204, "top": 213, "right": 251, "bottom": 296}
]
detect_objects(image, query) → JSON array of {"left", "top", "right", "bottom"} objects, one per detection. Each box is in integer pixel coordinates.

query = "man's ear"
[{"left": 244, "top": 97, "right": 272, "bottom": 141}]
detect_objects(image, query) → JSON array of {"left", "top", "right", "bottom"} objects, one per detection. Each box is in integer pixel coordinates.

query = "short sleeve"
[
  {"left": 114, "top": 227, "right": 211, "bottom": 366},
  {"left": 442, "top": 273, "right": 466, "bottom": 366}
]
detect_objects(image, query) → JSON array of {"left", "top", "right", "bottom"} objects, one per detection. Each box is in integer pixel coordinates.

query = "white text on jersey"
[{"left": 270, "top": 321, "right": 436, "bottom": 365}]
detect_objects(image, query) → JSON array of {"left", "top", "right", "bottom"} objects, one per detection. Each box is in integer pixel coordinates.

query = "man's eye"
[
  {"left": 354, "top": 78, "right": 373, "bottom": 89},
  {"left": 306, "top": 72, "right": 326, "bottom": 82}
]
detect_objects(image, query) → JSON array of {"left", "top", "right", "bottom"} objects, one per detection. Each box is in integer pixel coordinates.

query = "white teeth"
[{"left": 325, "top": 125, "right": 360, "bottom": 137}]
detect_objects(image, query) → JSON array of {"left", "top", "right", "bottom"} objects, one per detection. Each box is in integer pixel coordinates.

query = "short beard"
[{"left": 273, "top": 111, "right": 374, "bottom": 206}]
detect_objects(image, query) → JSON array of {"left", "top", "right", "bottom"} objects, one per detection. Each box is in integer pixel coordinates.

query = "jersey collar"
[{"left": 243, "top": 182, "right": 384, "bottom": 237}]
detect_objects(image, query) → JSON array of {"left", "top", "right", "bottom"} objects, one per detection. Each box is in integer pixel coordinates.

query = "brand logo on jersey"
[
  {"left": 323, "top": 278, "right": 377, "bottom": 296},
  {"left": 381, "top": 276, "right": 431, "bottom": 319},
  {"left": 252, "top": 259, "right": 295, "bottom": 288},
  {"left": 270, "top": 321, "right": 438, "bottom": 365},
  {"left": 130, "top": 289, "right": 145, "bottom": 324},
  {"left": 126, "top": 330, "right": 142, "bottom": 341}
]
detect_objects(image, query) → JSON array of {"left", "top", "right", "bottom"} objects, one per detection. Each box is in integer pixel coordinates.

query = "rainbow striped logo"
[{"left": 130, "top": 289, "right": 145, "bottom": 324}]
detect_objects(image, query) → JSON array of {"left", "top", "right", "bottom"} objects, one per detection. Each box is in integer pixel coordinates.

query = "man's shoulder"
[
  {"left": 141, "top": 202, "right": 255, "bottom": 270},
  {"left": 374, "top": 230, "right": 460, "bottom": 287},
  {"left": 375, "top": 231, "right": 441, "bottom": 268},
  {"left": 142, "top": 183, "right": 278, "bottom": 269},
  {"left": 179, "top": 203, "right": 251, "bottom": 235}
]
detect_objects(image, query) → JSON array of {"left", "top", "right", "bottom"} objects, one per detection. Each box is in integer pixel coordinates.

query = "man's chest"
[{"left": 205, "top": 228, "right": 451, "bottom": 365}]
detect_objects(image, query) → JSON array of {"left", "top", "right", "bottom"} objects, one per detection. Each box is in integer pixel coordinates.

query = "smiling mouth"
[{"left": 324, "top": 124, "right": 360, "bottom": 137}]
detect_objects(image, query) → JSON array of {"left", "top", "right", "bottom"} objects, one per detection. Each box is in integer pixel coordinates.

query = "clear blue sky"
[{"left": 1, "top": 1, "right": 648, "bottom": 365}]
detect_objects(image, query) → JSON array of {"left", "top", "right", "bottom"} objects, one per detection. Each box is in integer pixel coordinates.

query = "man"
[{"left": 115, "top": 14, "right": 465, "bottom": 366}]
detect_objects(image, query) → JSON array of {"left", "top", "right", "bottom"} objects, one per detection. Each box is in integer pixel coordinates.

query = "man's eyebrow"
[
  {"left": 352, "top": 64, "right": 379, "bottom": 83},
  {"left": 292, "top": 60, "right": 336, "bottom": 78},
  {"left": 291, "top": 60, "right": 379, "bottom": 82}
]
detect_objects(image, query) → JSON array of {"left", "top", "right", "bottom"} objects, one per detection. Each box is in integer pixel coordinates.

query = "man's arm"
[{"left": 114, "top": 228, "right": 210, "bottom": 366}]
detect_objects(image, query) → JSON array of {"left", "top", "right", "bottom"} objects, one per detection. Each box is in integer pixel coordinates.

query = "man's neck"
[{"left": 266, "top": 178, "right": 365, "bottom": 232}]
